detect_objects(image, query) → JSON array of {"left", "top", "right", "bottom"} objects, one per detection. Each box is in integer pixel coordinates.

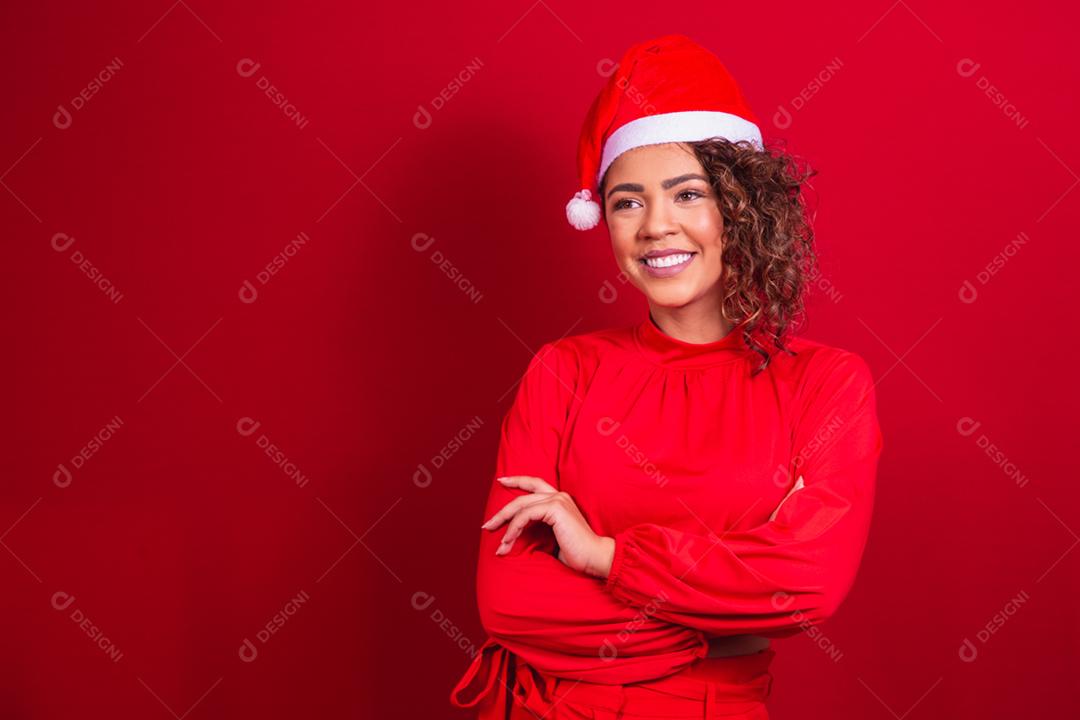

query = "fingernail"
[{"left": 496, "top": 477, "right": 510, "bottom": 483}]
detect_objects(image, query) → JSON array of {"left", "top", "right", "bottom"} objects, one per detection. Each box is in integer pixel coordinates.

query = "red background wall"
[{"left": 2, "top": 1, "right": 1077, "bottom": 718}]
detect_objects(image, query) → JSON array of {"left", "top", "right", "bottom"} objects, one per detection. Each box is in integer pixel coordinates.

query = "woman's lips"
[{"left": 640, "top": 252, "right": 696, "bottom": 278}]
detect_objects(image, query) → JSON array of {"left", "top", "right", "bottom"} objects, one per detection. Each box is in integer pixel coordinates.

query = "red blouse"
[{"left": 450, "top": 313, "right": 884, "bottom": 709}]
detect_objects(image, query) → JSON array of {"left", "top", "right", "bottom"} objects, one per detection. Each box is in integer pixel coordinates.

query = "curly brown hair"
[{"left": 599, "top": 137, "right": 819, "bottom": 376}]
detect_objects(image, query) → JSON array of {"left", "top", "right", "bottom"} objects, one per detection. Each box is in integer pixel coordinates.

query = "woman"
[{"left": 450, "top": 33, "right": 884, "bottom": 719}]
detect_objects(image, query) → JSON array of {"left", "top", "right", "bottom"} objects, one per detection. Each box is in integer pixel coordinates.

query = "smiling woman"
[
  {"left": 599, "top": 136, "right": 817, "bottom": 371},
  {"left": 451, "top": 33, "right": 883, "bottom": 720}
]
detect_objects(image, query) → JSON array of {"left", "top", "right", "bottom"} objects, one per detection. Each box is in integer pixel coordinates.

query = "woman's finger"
[
  {"left": 496, "top": 500, "right": 557, "bottom": 555},
  {"left": 497, "top": 475, "right": 557, "bottom": 494},
  {"left": 481, "top": 494, "right": 524, "bottom": 530},
  {"left": 481, "top": 491, "right": 550, "bottom": 530},
  {"left": 482, "top": 476, "right": 557, "bottom": 530}
]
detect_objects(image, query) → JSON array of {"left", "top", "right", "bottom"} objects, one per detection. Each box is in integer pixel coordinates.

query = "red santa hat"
[{"left": 566, "top": 34, "right": 764, "bottom": 231}]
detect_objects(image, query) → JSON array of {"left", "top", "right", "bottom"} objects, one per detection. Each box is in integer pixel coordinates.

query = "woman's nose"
[{"left": 639, "top": 199, "right": 678, "bottom": 240}]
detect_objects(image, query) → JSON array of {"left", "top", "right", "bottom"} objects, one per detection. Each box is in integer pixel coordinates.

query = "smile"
[{"left": 640, "top": 252, "right": 696, "bottom": 278}]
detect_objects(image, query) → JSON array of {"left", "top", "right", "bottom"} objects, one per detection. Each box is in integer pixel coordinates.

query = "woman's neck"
[{"left": 647, "top": 301, "right": 734, "bottom": 345}]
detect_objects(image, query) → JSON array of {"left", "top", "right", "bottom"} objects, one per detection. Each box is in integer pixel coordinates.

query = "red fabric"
[
  {"left": 453, "top": 639, "right": 775, "bottom": 719},
  {"left": 573, "top": 33, "right": 760, "bottom": 201},
  {"left": 450, "top": 313, "right": 884, "bottom": 713}
]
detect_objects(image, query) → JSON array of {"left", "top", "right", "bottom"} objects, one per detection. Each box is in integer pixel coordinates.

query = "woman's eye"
[{"left": 613, "top": 191, "right": 702, "bottom": 211}]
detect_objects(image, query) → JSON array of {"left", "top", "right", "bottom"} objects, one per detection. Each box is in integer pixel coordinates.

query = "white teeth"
[{"left": 644, "top": 252, "right": 693, "bottom": 268}]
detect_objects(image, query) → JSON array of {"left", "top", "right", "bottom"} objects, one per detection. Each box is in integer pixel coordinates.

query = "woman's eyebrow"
[
  {"left": 661, "top": 173, "right": 709, "bottom": 189},
  {"left": 606, "top": 173, "right": 709, "bottom": 199}
]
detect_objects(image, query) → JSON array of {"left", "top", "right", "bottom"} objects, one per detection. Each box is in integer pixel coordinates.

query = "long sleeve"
[
  {"left": 602, "top": 349, "right": 884, "bottom": 639},
  {"left": 474, "top": 340, "right": 708, "bottom": 681}
]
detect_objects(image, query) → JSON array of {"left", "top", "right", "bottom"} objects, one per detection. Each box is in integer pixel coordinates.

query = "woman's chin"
[{"left": 644, "top": 287, "right": 699, "bottom": 308}]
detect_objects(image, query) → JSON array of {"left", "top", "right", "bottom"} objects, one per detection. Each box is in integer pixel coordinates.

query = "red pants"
[{"left": 452, "top": 640, "right": 775, "bottom": 719}]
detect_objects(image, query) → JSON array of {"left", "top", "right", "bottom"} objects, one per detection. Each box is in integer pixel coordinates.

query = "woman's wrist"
[{"left": 587, "top": 536, "right": 616, "bottom": 579}]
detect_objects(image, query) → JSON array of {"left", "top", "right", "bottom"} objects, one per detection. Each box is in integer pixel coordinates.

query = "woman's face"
[{"left": 603, "top": 142, "right": 725, "bottom": 310}]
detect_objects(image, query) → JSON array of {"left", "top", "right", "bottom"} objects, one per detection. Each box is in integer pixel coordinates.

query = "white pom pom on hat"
[
  {"left": 566, "top": 189, "right": 601, "bottom": 231},
  {"left": 566, "top": 33, "right": 765, "bottom": 231}
]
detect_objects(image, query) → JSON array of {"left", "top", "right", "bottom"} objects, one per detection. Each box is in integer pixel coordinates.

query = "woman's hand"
[{"left": 481, "top": 475, "right": 615, "bottom": 579}]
